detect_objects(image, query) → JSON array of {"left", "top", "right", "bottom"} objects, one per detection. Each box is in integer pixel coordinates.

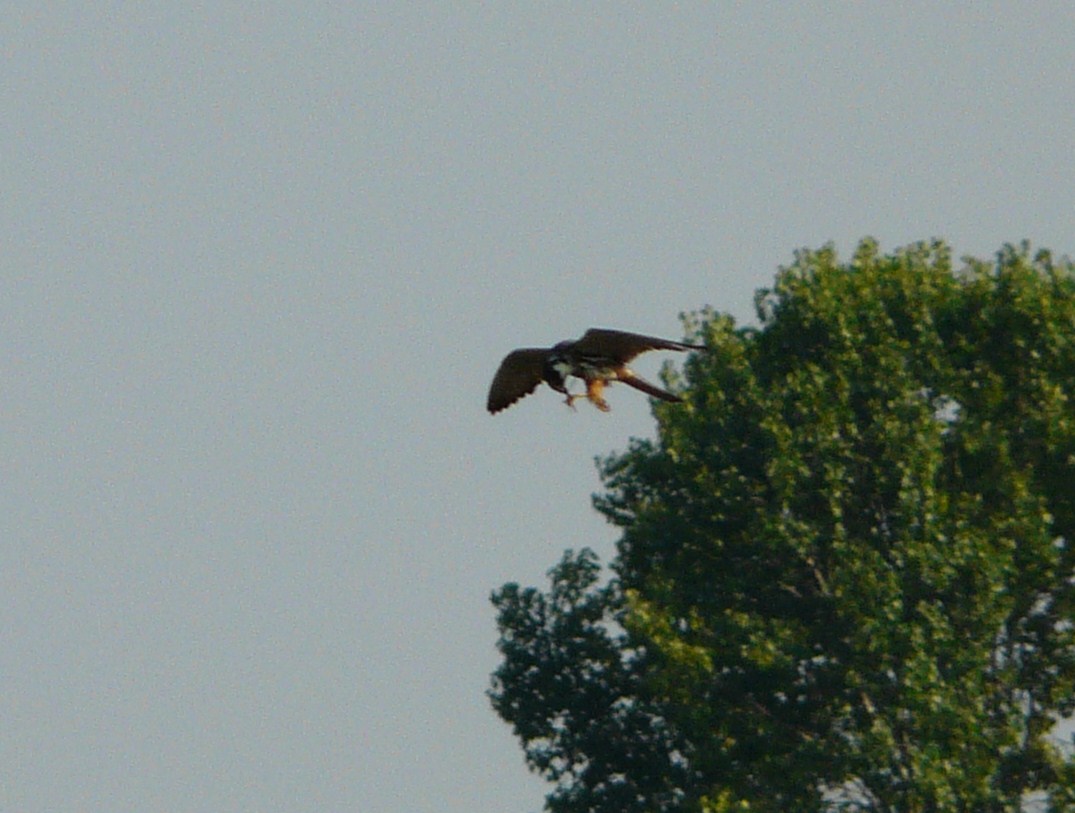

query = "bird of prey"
[{"left": 487, "top": 328, "right": 704, "bottom": 414}]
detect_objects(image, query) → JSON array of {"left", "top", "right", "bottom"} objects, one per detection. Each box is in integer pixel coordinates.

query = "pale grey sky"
[{"left": 3, "top": 4, "right": 1074, "bottom": 812}]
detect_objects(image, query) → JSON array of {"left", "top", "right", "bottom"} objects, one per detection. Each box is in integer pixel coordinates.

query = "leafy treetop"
[{"left": 492, "top": 239, "right": 1075, "bottom": 813}]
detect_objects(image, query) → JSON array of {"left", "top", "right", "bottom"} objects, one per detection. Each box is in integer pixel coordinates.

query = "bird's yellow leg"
[{"left": 586, "top": 379, "right": 611, "bottom": 412}]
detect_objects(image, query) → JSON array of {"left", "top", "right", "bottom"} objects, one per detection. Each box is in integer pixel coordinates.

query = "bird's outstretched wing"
[
  {"left": 487, "top": 348, "right": 548, "bottom": 414},
  {"left": 571, "top": 328, "right": 704, "bottom": 363}
]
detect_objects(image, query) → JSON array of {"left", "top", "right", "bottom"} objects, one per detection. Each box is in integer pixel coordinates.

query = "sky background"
[{"left": 4, "top": 4, "right": 1074, "bottom": 812}]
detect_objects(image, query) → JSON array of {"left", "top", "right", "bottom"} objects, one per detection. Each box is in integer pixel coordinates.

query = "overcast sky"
[{"left": 4, "top": 4, "right": 1074, "bottom": 812}]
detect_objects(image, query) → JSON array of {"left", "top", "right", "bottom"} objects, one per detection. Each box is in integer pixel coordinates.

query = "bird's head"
[{"left": 542, "top": 346, "right": 573, "bottom": 394}]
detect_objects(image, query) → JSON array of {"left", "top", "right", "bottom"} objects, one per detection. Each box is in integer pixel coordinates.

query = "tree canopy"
[{"left": 490, "top": 239, "right": 1075, "bottom": 812}]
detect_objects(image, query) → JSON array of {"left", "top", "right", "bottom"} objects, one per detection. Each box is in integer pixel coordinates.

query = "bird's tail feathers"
[{"left": 620, "top": 372, "right": 681, "bottom": 403}]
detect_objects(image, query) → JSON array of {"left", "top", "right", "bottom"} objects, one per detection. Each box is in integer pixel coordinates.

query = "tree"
[{"left": 490, "top": 239, "right": 1075, "bottom": 812}]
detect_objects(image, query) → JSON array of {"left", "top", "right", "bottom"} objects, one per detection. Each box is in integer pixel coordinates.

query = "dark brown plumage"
[{"left": 487, "top": 328, "right": 704, "bottom": 414}]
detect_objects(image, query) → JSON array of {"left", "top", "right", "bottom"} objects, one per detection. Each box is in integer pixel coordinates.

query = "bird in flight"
[{"left": 487, "top": 328, "right": 704, "bottom": 414}]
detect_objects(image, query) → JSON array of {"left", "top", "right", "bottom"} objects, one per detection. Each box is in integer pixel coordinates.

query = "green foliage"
[
  {"left": 490, "top": 239, "right": 1075, "bottom": 812},
  {"left": 490, "top": 550, "right": 695, "bottom": 812}
]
